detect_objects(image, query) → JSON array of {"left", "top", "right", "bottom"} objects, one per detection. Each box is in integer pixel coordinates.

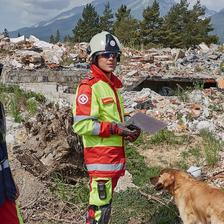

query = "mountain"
[
  {"left": 210, "top": 9, "right": 224, "bottom": 44},
  {"left": 9, "top": 0, "right": 224, "bottom": 44},
  {"left": 200, "top": 5, "right": 217, "bottom": 19},
  {"left": 9, "top": 0, "right": 176, "bottom": 42}
]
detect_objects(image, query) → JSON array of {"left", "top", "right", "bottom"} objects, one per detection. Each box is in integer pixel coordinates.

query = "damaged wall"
[{"left": 1, "top": 67, "right": 89, "bottom": 94}]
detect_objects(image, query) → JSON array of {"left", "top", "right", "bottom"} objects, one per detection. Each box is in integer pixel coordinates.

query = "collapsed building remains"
[{"left": 0, "top": 35, "right": 224, "bottom": 98}]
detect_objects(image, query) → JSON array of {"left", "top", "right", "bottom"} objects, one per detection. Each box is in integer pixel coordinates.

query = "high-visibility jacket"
[
  {"left": 0, "top": 101, "right": 17, "bottom": 207},
  {"left": 73, "top": 64, "right": 125, "bottom": 178}
]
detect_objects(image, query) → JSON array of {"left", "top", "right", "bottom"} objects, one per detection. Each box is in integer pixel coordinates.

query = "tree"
[
  {"left": 3, "top": 28, "right": 9, "bottom": 37},
  {"left": 160, "top": 0, "right": 190, "bottom": 48},
  {"left": 63, "top": 35, "right": 69, "bottom": 42},
  {"left": 72, "top": 4, "right": 100, "bottom": 43},
  {"left": 139, "top": 0, "right": 163, "bottom": 47},
  {"left": 113, "top": 4, "right": 131, "bottom": 30},
  {"left": 55, "top": 30, "right": 60, "bottom": 43},
  {"left": 160, "top": 0, "right": 218, "bottom": 48},
  {"left": 50, "top": 35, "right": 55, "bottom": 44},
  {"left": 18, "top": 32, "right": 21, "bottom": 37},
  {"left": 186, "top": 0, "right": 218, "bottom": 46},
  {"left": 113, "top": 5, "right": 139, "bottom": 47},
  {"left": 114, "top": 15, "right": 139, "bottom": 47},
  {"left": 100, "top": 2, "right": 114, "bottom": 32}
]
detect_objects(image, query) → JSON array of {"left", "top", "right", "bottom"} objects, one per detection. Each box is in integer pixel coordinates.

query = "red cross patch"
[{"left": 78, "top": 94, "right": 88, "bottom": 104}]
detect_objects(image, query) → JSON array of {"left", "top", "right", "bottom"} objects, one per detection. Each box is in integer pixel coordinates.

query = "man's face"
[{"left": 97, "top": 53, "right": 117, "bottom": 74}]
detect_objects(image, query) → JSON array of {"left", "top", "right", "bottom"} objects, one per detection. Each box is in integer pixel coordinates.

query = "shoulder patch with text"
[{"left": 102, "top": 97, "right": 115, "bottom": 104}]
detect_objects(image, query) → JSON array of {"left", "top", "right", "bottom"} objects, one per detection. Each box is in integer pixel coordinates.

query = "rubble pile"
[
  {"left": 0, "top": 35, "right": 88, "bottom": 70},
  {"left": 12, "top": 103, "right": 86, "bottom": 182},
  {"left": 122, "top": 87, "right": 224, "bottom": 138},
  {"left": 119, "top": 43, "right": 224, "bottom": 91},
  {"left": 120, "top": 43, "right": 223, "bottom": 75},
  {"left": 0, "top": 35, "right": 224, "bottom": 79}
]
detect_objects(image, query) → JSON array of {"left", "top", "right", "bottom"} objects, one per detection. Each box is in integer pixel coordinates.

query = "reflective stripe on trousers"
[{"left": 86, "top": 163, "right": 123, "bottom": 172}]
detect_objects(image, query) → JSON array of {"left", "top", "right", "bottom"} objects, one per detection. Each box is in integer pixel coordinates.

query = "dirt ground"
[
  {"left": 138, "top": 133, "right": 203, "bottom": 168},
  {"left": 7, "top": 130, "right": 205, "bottom": 224}
]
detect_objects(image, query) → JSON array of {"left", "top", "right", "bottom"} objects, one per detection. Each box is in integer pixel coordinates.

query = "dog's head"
[{"left": 150, "top": 168, "right": 179, "bottom": 191}]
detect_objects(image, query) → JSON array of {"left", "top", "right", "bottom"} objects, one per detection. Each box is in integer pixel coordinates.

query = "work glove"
[{"left": 110, "top": 119, "right": 141, "bottom": 142}]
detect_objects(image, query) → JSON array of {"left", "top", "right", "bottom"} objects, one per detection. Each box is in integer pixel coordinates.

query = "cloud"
[
  {"left": 0, "top": 0, "right": 92, "bottom": 31},
  {"left": 24, "top": 0, "right": 70, "bottom": 10},
  {"left": 175, "top": 0, "right": 224, "bottom": 12}
]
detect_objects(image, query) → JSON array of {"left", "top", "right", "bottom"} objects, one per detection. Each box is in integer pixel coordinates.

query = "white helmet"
[{"left": 87, "top": 31, "right": 122, "bottom": 59}]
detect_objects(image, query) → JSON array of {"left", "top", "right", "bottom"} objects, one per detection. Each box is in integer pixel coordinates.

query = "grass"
[
  {"left": 216, "top": 61, "right": 224, "bottom": 75},
  {"left": 199, "top": 129, "right": 224, "bottom": 168},
  {"left": 0, "top": 83, "right": 46, "bottom": 122}
]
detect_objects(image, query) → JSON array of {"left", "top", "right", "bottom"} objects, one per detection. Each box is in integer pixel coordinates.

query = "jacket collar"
[{"left": 90, "top": 64, "right": 123, "bottom": 89}]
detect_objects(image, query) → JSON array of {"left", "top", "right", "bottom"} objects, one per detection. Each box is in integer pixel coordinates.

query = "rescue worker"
[
  {"left": 72, "top": 31, "right": 140, "bottom": 224},
  {"left": 0, "top": 101, "right": 23, "bottom": 223}
]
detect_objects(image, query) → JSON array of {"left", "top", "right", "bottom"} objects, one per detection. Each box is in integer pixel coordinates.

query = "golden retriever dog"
[{"left": 150, "top": 168, "right": 224, "bottom": 224}]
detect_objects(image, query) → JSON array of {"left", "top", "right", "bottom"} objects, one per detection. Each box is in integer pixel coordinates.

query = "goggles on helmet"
[{"left": 95, "top": 51, "right": 120, "bottom": 59}]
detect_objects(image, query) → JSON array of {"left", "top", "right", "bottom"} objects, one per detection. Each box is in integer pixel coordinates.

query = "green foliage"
[
  {"left": 63, "top": 35, "right": 69, "bottom": 42},
  {"left": 188, "top": 147, "right": 203, "bottom": 166},
  {"left": 10, "top": 96, "right": 21, "bottom": 123},
  {"left": 160, "top": 0, "right": 218, "bottom": 48},
  {"left": 174, "top": 151, "right": 189, "bottom": 170},
  {"left": 34, "top": 93, "right": 46, "bottom": 102},
  {"left": 27, "top": 99, "right": 37, "bottom": 115},
  {"left": 216, "top": 60, "right": 224, "bottom": 75},
  {"left": 208, "top": 104, "right": 222, "bottom": 111},
  {"left": 70, "top": 0, "right": 218, "bottom": 48},
  {"left": 72, "top": 4, "right": 100, "bottom": 43},
  {"left": 113, "top": 5, "right": 140, "bottom": 47},
  {"left": 50, "top": 172, "right": 89, "bottom": 207},
  {"left": 125, "top": 140, "right": 162, "bottom": 186},
  {"left": 149, "top": 128, "right": 180, "bottom": 146},
  {"left": 3, "top": 28, "right": 9, "bottom": 37},
  {"left": 55, "top": 30, "right": 60, "bottom": 43},
  {"left": 139, "top": 0, "right": 163, "bottom": 46},
  {"left": 175, "top": 81, "right": 204, "bottom": 102},
  {"left": 51, "top": 174, "right": 89, "bottom": 206},
  {"left": 199, "top": 129, "right": 223, "bottom": 167},
  {"left": 0, "top": 84, "right": 46, "bottom": 122},
  {"left": 100, "top": 2, "right": 114, "bottom": 32},
  {"left": 60, "top": 57, "right": 75, "bottom": 66},
  {"left": 194, "top": 65, "right": 202, "bottom": 72}
]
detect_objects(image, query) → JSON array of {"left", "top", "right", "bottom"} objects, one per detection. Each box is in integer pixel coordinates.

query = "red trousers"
[{"left": 0, "top": 197, "right": 23, "bottom": 224}]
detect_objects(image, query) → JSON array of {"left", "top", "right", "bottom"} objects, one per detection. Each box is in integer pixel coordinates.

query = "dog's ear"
[{"left": 161, "top": 172, "right": 175, "bottom": 188}]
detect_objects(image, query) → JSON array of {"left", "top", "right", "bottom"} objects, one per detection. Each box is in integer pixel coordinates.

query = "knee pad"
[{"left": 98, "top": 204, "right": 111, "bottom": 224}]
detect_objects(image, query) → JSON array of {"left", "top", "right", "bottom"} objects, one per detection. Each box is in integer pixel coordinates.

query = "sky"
[{"left": 0, "top": 0, "right": 223, "bottom": 33}]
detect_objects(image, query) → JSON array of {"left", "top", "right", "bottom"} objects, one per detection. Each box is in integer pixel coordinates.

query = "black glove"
[
  {"left": 125, "top": 129, "right": 141, "bottom": 142},
  {"left": 111, "top": 120, "right": 141, "bottom": 142}
]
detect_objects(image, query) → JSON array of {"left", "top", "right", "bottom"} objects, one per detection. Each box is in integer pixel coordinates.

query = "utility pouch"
[{"left": 98, "top": 182, "right": 107, "bottom": 200}]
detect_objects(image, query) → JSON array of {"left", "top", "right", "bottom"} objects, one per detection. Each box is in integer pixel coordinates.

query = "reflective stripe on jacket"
[
  {"left": 73, "top": 64, "right": 125, "bottom": 178},
  {"left": 0, "top": 102, "right": 17, "bottom": 207}
]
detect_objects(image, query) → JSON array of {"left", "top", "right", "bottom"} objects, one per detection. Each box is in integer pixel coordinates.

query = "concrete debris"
[
  {"left": 1, "top": 35, "right": 224, "bottom": 95},
  {"left": 0, "top": 35, "right": 88, "bottom": 70}
]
